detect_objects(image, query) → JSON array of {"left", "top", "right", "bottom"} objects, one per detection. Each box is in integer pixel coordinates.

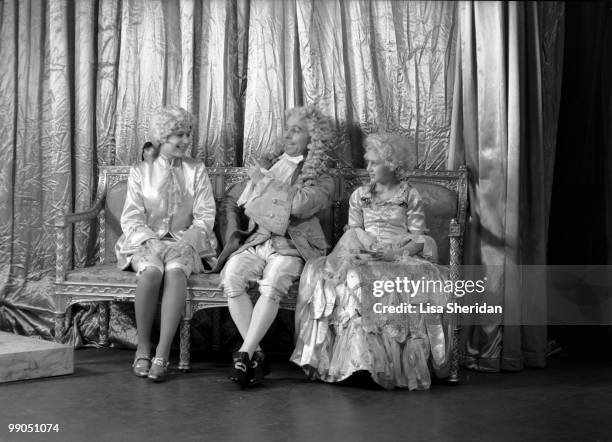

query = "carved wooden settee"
[{"left": 54, "top": 165, "right": 468, "bottom": 379}]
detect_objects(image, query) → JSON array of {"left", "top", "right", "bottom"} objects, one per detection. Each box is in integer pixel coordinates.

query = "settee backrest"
[{"left": 98, "top": 166, "right": 467, "bottom": 266}]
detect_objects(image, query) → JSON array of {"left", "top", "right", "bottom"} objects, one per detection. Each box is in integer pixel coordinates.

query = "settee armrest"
[
  {"left": 54, "top": 196, "right": 105, "bottom": 229},
  {"left": 54, "top": 196, "right": 105, "bottom": 282}
]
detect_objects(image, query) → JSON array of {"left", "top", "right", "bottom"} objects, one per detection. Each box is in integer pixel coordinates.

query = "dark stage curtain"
[
  {"left": 549, "top": 1, "right": 612, "bottom": 264},
  {"left": 548, "top": 1, "right": 612, "bottom": 358}
]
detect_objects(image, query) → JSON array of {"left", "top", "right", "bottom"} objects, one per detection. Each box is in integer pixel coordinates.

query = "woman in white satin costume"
[
  {"left": 116, "top": 106, "right": 218, "bottom": 382},
  {"left": 291, "top": 134, "right": 453, "bottom": 390}
]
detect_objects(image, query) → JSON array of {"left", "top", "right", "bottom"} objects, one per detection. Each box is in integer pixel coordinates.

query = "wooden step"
[{"left": 0, "top": 331, "right": 73, "bottom": 383}]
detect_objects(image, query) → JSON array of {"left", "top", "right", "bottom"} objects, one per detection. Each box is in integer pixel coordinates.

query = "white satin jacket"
[{"left": 115, "top": 154, "right": 218, "bottom": 269}]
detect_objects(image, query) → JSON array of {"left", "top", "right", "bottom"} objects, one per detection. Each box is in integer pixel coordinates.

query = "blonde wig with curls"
[
  {"left": 364, "top": 133, "right": 418, "bottom": 175},
  {"left": 148, "top": 106, "right": 194, "bottom": 148},
  {"left": 257, "top": 105, "right": 335, "bottom": 187}
]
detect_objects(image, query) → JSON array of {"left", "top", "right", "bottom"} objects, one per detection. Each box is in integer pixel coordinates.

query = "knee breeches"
[{"left": 221, "top": 241, "right": 304, "bottom": 303}]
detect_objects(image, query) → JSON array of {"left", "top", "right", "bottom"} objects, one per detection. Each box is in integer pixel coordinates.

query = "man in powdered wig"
[{"left": 215, "top": 105, "right": 335, "bottom": 388}]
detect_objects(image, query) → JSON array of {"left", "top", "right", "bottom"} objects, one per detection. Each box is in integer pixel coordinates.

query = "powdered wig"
[
  {"left": 148, "top": 106, "right": 194, "bottom": 147},
  {"left": 364, "top": 133, "right": 417, "bottom": 174},
  {"left": 258, "top": 105, "right": 335, "bottom": 186}
]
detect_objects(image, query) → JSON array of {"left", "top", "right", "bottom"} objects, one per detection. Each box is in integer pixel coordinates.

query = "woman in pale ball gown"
[{"left": 291, "top": 133, "right": 453, "bottom": 390}]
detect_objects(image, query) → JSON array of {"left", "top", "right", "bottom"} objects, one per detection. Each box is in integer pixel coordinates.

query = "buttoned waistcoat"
[{"left": 212, "top": 171, "right": 335, "bottom": 272}]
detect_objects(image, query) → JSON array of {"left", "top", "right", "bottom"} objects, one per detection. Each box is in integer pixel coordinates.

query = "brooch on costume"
[{"left": 360, "top": 195, "right": 372, "bottom": 207}]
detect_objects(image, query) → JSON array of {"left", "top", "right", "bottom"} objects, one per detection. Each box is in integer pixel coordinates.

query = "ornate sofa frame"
[{"left": 54, "top": 165, "right": 468, "bottom": 381}]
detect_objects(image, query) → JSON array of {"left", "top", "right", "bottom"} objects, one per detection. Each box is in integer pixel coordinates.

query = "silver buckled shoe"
[
  {"left": 147, "top": 357, "right": 170, "bottom": 382},
  {"left": 132, "top": 354, "right": 151, "bottom": 377}
]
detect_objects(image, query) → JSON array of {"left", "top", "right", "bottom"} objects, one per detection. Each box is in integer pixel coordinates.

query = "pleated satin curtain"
[
  {"left": 0, "top": 0, "right": 456, "bottom": 344},
  {"left": 244, "top": 0, "right": 457, "bottom": 168},
  {"left": 0, "top": 1, "right": 77, "bottom": 338},
  {"left": 448, "top": 2, "right": 565, "bottom": 371}
]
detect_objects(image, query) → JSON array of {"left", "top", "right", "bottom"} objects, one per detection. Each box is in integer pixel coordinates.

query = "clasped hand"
[
  {"left": 367, "top": 238, "right": 416, "bottom": 261},
  {"left": 146, "top": 237, "right": 195, "bottom": 258},
  {"left": 368, "top": 247, "right": 397, "bottom": 261}
]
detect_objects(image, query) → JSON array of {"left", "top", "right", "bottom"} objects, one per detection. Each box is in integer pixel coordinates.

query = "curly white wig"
[
  {"left": 148, "top": 106, "right": 194, "bottom": 147},
  {"left": 258, "top": 105, "right": 335, "bottom": 186},
  {"left": 364, "top": 133, "right": 417, "bottom": 173}
]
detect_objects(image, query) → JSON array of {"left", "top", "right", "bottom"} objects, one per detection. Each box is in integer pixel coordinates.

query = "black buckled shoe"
[
  {"left": 229, "top": 352, "right": 251, "bottom": 388},
  {"left": 249, "top": 350, "right": 271, "bottom": 387}
]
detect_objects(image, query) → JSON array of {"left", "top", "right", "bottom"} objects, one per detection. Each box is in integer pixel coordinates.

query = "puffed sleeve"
[
  {"left": 179, "top": 163, "right": 218, "bottom": 258},
  {"left": 120, "top": 165, "right": 157, "bottom": 248},
  {"left": 406, "top": 187, "right": 427, "bottom": 234},
  {"left": 405, "top": 186, "right": 438, "bottom": 262},
  {"left": 347, "top": 187, "right": 365, "bottom": 229}
]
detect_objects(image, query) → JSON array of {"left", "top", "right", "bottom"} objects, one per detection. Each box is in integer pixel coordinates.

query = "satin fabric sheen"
[
  {"left": 116, "top": 154, "right": 218, "bottom": 270},
  {"left": 291, "top": 183, "right": 452, "bottom": 389},
  {"left": 0, "top": 1, "right": 562, "bottom": 357},
  {"left": 447, "top": 2, "right": 565, "bottom": 371}
]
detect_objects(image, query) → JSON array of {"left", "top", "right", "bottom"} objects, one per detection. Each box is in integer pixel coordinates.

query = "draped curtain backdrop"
[
  {"left": 0, "top": 0, "right": 457, "bottom": 346},
  {"left": 448, "top": 1, "right": 565, "bottom": 371},
  {"left": 548, "top": 1, "right": 612, "bottom": 357}
]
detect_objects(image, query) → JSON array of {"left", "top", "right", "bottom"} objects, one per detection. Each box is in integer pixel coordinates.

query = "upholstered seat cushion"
[
  {"left": 65, "top": 264, "right": 137, "bottom": 285},
  {"left": 65, "top": 264, "right": 222, "bottom": 290},
  {"left": 63, "top": 265, "right": 298, "bottom": 293}
]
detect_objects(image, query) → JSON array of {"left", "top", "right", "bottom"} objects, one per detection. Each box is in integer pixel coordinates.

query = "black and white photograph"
[{"left": 0, "top": 0, "right": 610, "bottom": 440}]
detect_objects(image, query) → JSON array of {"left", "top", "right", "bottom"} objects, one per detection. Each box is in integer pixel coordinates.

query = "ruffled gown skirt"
[{"left": 291, "top": 229, "right": 454, "bottom": 390}]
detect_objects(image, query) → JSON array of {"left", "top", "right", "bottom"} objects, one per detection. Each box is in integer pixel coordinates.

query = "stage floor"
[{"left": 0, "top": 348, "right": 611, "bottom": 441}]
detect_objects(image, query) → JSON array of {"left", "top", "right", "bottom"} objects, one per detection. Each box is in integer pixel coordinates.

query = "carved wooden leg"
[
  {"left": 212, "top": 308, "right": 221, "bottom": 352},
  {"left": 448, "top": 325, "right": 462, "bottom": 384},
  {"left": 448, "top": 222, "right": 463, "bottom": 384},
  {"left": 54, "top": 313, "right": 66, "bottom": 344},
  {"left": 178, "top": 318, "right": 191, "bottom": 372},
  {"left": 98, "top": 302, "right": 110, "bottom": 347}
]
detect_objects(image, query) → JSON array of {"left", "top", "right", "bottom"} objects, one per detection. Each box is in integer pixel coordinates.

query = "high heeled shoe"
[
  {"left": 229, "top": 352, "right": 251, "bottom": 388},
  {"left": 132, "top": 353, "right": 151, "bottom": 378},
  {"left": 147, "top": 357, "right": 170, "bottom": 382},
  {"left": 249, "top": 350, "right": 271, "bottom": 387}
]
